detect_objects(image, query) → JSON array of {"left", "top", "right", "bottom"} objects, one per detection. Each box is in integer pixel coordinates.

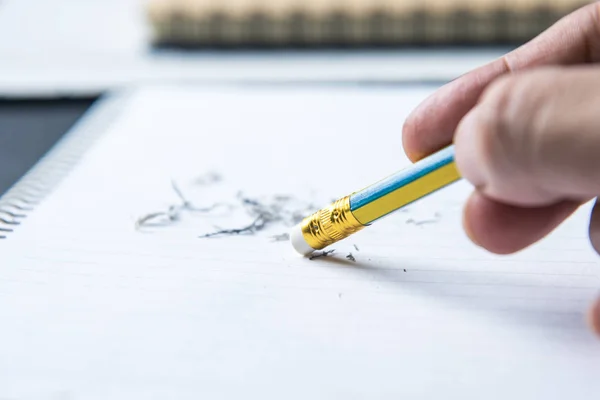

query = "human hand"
[{"left": 402, "top": 2, "right": 600, "bottom": 335}]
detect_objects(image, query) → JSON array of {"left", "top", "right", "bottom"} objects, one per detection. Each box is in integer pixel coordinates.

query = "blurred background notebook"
[{"left": 147, "top": 0, "right": 590, "bottom": 48}]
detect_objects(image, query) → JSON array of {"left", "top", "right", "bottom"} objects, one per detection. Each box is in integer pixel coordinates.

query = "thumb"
[
  {"left": 455, "top": 65, "right": 600, "bottom": 207},
  {"left": 453, "top": 65, "right": 600, "bottom": 254}
]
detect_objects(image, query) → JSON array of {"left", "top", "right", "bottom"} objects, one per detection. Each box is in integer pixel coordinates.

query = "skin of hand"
[{"left": 402, "top": 2, "right": 600, "bottom": 336}]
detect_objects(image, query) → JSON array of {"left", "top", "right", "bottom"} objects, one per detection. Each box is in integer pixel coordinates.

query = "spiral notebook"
[
  {"left": 147, "top": 0, "right": 590, "bottom": 47},
  {"left": 1, "top": 84, "right": 600, "bottom": 398}
]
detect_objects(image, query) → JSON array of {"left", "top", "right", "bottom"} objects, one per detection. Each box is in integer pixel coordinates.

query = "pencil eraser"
[{"left": 290, "top": 223, "right": 315, "bottom": 256}]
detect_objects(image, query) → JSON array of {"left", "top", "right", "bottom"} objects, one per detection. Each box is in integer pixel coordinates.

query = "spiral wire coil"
[{"left": 0, "top": 94, "right": 126, "bottom": 239}]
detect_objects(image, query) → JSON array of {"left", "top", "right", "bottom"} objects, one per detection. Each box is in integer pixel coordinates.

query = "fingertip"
[
  {"left": 402, "top": 96, "right": 444, "bottom": 163},
  {"left": 401, "top": 114, "right": 424, "bottom": 163},
  {"left": 462, "top": 192, "right": 483, "bottom": 248},
  {"left": 463, "top": 192, "right": 520, "bottom": 255},
  {"left": 402, "top": 60, "right": 509, "bottom": 164},
  {"left": 454, "top": 109, "right": 488, "bottom": 189},
  {"left": 463, "top": 192, "right": 580, "bottom": 255},
  {"left": 586, "top": 297, "right": 600, "bottom": 338},
  {"left": 401, "top": 81, "right": 463, "bottom": 163}
]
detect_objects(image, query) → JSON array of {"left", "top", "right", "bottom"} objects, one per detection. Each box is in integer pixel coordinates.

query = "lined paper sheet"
[{"left": 1, "top": 85, "right": 600, "bottom": 399}]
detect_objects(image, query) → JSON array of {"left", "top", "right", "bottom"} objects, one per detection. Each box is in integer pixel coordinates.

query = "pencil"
[{"left": 290, "top": 145, "right": 461, "bottom": 256}]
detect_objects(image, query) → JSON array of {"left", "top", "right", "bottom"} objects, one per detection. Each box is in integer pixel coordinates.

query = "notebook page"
[{"left": 1, "top": 85, "right": 600, "bottom": 399}]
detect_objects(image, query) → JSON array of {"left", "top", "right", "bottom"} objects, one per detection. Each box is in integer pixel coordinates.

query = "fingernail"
[
  {"left": 587, "top": 297, "right": 600, "bottom": 337},
  {"left": 454, "top": 110, "right": 486, "bottom": 188}
]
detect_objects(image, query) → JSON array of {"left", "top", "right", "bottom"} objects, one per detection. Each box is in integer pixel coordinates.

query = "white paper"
[{"left": 1, "top": 85, "right": 600, "bottom": 399}]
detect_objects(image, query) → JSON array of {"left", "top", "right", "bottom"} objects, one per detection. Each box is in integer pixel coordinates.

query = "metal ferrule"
[{"left": 300, "top": 195, "right": 365, "bottom": 251}]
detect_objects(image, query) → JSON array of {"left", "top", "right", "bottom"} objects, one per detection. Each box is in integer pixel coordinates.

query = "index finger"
[{"left": 402, "top": 1, "right": 600, "bottom": 162}]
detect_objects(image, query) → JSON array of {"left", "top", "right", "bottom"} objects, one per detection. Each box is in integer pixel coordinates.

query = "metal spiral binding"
[
  {"left": 0, "top": 93, "right": 127, "bottom": 239},
  {"left": 148, "top": 1, "right": 588, "bottom": 47}
]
